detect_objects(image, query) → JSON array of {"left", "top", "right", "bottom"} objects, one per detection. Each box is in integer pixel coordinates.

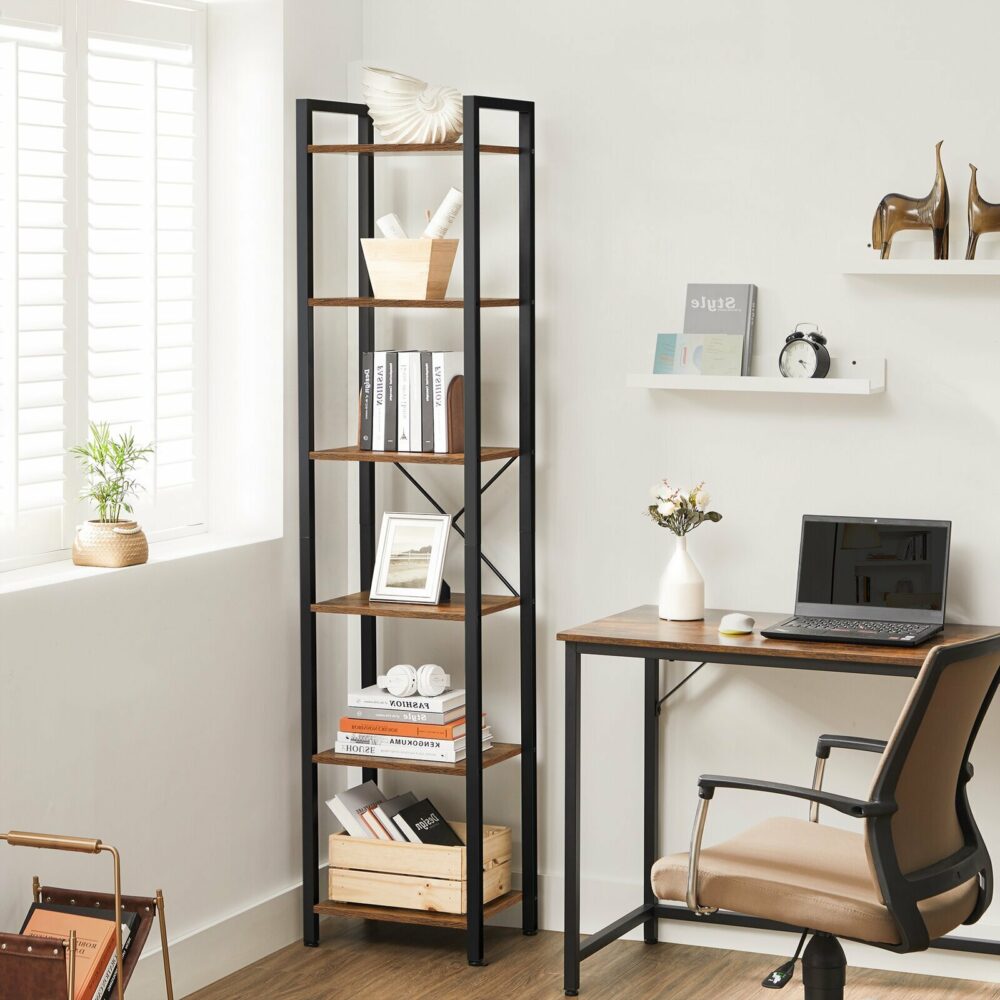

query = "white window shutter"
[{"left": 0, "top": 23, "right": 69, "bottom": 563}]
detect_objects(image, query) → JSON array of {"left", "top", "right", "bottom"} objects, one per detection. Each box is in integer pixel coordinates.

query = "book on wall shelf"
[{"left": 653, "top": 283, "right": 757, "bottom": 377}]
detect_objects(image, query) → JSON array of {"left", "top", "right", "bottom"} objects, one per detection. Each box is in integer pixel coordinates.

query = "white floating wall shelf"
[
  {"left": 627, "top": 357, "right": 885, "bottom": 396},
  {"left": 841, "top": 259, "right": 1000, "bottom": 276}
]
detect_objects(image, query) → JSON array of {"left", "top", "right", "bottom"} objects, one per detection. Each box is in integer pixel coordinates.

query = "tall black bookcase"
[{"left": 296, "top": 96, "right": 537, "bottom": 965}]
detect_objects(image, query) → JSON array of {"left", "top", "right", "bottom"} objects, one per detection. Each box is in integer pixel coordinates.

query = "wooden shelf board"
[
  {"left": 315, "top": 890, "right": 524, "bottom": 928},
  {"left": 313, "top": 742, "right": 523, "bottom": 775},
  {"left": 312, "top": 591, "right": 521, "bottom": 621},
  {"left": 309, "top": 296, "right": 520, "bottom": 309},
  {"left": 308, "top": 142, "right": 520, "bottom": 156},
  {"left": 627, "top": 357, "right": 885, "bottom": 396},
  {"left": 310, "top": 445, "right": 519, "bottom": 465}
]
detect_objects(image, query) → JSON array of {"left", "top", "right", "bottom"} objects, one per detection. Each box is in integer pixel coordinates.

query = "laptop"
[{"left": 761, "top": 515, "right": 950, "bottom": 647}]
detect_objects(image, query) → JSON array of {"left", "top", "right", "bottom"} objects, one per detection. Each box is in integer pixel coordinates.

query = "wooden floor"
[{"left": 188, "top": 917, "right": 1000, "bottom": 1000}]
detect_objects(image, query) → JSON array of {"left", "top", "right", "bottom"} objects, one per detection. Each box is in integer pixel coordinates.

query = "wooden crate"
[
  {"left": 359, "top": 238, "right": 458, "bottom": 299},
  {"left": 328, "top": 822, "right": 511, "bottom": 914}
]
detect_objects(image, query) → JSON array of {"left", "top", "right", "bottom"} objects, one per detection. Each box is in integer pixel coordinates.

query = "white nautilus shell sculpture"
[{"left": 362, "top": 66, "right": 463, "bottom": 145}]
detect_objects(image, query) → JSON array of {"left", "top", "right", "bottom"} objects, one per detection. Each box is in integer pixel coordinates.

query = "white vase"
[{"left": 658, "top": 535, "right": 705, "bottom": 621}]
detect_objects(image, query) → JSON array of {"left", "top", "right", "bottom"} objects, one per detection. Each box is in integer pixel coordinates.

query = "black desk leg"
[
  {"left": 565, "top": 642, "right": 582, "bottom": 996},
  {"left": 643, "top": 658, "right": 659, "bottom": 944}
]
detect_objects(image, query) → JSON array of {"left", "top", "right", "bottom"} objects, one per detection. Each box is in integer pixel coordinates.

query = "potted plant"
[
  {"left": 70, "top": 422, "right": 153, "bottom": 568},
  {"left": 647, "top": 480, "right": 722, "bottom": 620}
]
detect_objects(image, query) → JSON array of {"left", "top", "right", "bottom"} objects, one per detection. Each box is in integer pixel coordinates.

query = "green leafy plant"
[
  {"left": 647, "top": 479, "right": 722, "bottom": 537},
  {"left": 70, "top": 422, "right": 153, "bottom": 523}
]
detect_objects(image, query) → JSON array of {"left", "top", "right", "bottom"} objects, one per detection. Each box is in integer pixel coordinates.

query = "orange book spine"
[{"left": 339, "top": 715, "right": 483, "bottom": 739}]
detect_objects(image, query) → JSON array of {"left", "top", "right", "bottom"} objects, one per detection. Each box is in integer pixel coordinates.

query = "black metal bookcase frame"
[{"left": 296, "top": 96, "right": 537, "bottom": 966}]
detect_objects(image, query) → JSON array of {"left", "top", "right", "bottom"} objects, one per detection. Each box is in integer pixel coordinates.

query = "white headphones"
[{"left": 377, "top": 663, "right": 451, "bottom": 698}]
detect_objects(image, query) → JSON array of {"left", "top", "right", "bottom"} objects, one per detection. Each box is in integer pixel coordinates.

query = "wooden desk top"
[{"left": 557, "top": 606, "right": 1000, "bottom": 669}]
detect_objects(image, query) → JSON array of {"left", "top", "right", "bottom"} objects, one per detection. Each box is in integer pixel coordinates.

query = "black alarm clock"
[{"left": 779, "top": 323, "right": 830, "bottom": 379}]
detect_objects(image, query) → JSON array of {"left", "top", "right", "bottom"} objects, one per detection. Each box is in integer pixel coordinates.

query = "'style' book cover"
[
  {"left": 682, "top": 283, "right": 757, "bottom": 375},
  {"left": 394, "top": 798, "right": 465, "bottom": 846}
]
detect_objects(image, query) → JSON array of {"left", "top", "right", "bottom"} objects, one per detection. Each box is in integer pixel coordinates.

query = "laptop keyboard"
[{"left": 787, "top": 617, "right": 919, "bottom": 636}]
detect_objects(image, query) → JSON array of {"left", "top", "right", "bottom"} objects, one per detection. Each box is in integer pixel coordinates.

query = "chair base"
[{"left": 802, "top": 934, "right": 846, "bottom": 1000}]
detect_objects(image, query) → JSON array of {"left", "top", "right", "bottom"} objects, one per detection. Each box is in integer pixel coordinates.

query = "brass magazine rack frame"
[{"left": 0, "top": 831, "right": 174, "bottom": 1000}]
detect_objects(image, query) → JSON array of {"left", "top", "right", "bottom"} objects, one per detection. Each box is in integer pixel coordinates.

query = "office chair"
[{"left": 651, "top": 634, "right": 1000, "bottom": 999}]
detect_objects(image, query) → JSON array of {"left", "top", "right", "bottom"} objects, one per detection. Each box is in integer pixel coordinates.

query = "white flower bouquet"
[{"left": 647, "top": 480, "right": 722, "bottom": 537}]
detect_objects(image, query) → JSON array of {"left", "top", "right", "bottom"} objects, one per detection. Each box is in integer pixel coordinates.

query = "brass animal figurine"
[
  {"left": 871, "top": 140, "right": 950, "bottom": 259},
  {"left": 966, "top": 164, "right": 1000, "bottom": 259}
]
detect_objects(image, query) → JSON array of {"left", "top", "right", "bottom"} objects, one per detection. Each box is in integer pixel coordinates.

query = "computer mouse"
[{"left": 719, "top": 613, "right": 755, "bottom": 635}]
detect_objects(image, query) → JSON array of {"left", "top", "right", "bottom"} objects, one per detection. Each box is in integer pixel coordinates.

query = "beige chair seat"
[{"left": 651, "top": 816, "right": 978, "bottom": 945}]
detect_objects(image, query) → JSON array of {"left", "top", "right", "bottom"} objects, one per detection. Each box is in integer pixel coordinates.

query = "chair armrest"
[
  {"left": 815, "top": 734, "right": 887, "bottom": 759},
  {"left": 697, "top": 774, "right": 896, "bottom": 818}
]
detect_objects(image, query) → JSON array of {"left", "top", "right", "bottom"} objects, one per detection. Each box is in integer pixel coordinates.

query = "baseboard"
[
  {"left": 536, "top": 871, "right": 1000, "bottom": 985},
  {"left": 115, "top": 869, "right": 1000, "bottom": 997},
  {"left": 122, "top": 882, "right": 302, "bottom": 1000}
]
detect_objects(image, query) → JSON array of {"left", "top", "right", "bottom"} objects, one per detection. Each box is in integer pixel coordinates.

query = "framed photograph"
[{"left": 370, "top": 512, "right": 451, "bottom": 604}]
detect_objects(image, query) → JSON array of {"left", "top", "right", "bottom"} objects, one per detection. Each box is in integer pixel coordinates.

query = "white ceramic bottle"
[{"left": 658, "top": 535, "right": 705, "bottom": 621}]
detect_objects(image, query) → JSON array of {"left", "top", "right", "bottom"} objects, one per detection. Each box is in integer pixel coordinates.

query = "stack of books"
[
  {"left": 359, "top": 350, "right": 463, "bottom": 453},
  {"left": 336, "top": 684, "right": 492, "bottom": 764},
  {"left": 328, "top": 781, "right": 465, "bottom": 845},
  {"left": 20, "top": 900, "right": 141, "bottom": 1000}
]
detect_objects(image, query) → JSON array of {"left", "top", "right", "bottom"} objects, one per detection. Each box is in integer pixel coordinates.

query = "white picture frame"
[{"left": 370, "top": 512, "right": 451, "bottom": 604}]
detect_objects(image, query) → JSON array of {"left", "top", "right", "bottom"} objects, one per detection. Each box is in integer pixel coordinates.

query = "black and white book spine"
[
  {"left": 359, "top": 351, "right": 374, "bottom": 450},
  {"left": 397, "top": 352, "right": 411, "bottom": 453},
  {"left": 372, "top": 351, "right": 387, "bottom": 450},
  {"left": 405, "top": 352, "right": 421, "bottom": 455},
  {"left": 384, "top": 351, "right": 398, "bottom": 451},
  {"left": 432, "top": 351, "right": 463, "bottom": 454},
  {"left": 420, "top": 350, "right": 434, "bottom": 452}
]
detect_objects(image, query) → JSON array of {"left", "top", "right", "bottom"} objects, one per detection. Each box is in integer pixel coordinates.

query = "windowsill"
[{"left": 0, "top": 528, "right": 283, "bottom": 596}]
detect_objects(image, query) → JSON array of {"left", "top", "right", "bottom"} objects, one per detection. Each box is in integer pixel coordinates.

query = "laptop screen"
[{"left": 796, "top": 517, "right": 949, "bottom": 620}]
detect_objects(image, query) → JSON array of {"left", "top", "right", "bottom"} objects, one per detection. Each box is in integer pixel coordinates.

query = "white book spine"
[
  {"left": 431, "top": 351, "right": 446, "bottom": 453},
  {"left": 338, "top": 728, "right": 491, "bottom": 750},
  {"left": 347, "top": 687, "right": 465, "bottom": 714},
  {"left": 326, "top": 795, "right": 374, "bottom": 838},
  {"left": 373, "top": 806, "right": 408, "bottom": 842},
  {"left": 432, "top": 352, "right": 463, "bottom": 453},
  {"left": 407, "top": 352, "right": 422, "bottom": 453},
  {"left": 335, "top": 739, "right": 493, "bottom": 763},
  {"left": 372, "top": 351, "right": 387, "bottom": 450},
  {"left": 397, "top": 353, "right": 411, "bottom": 452}
]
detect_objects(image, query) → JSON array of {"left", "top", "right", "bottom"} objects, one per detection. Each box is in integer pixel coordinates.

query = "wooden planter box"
[
  {"left": 328, "top": 822, "right": 511, "bottom": 914},
  {"left": 360, "top": 238, "right": 459, "bottom": 299}
]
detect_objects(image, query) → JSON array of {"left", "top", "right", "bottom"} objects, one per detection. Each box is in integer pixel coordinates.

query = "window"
[{"left": 0, "top": 0, "right": 205, "bottom": 570}]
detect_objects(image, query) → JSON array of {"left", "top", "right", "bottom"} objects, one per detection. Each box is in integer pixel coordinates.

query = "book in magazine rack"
[
  {"left": 0, "top": 831, "right": 174, "bottom": 1000},
  {"left": 297, "top": 96, "right": 537, "bottom": 966}
]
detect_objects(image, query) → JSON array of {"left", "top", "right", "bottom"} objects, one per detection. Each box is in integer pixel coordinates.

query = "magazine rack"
[{"left": 0, "top": 831, "right": 174, "bottom": 1000}]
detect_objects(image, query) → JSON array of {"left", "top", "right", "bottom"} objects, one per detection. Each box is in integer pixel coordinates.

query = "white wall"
[{"left": 359, "top": 0, "right": 1000, "bottom": 983}]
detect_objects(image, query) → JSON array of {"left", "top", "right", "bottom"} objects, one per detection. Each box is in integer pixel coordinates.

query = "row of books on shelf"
[
  {"left": 334, "top": 684, "right": 490, "bottom": 764},
  {"left": 359, "top": 350, "right": 463, "bottom": 453},
  {"left": 19, "top": 900, "right": 139, "bottom": 1000},
  {"left": 328, "top": 780, "right": 464, "bottom": 846}
]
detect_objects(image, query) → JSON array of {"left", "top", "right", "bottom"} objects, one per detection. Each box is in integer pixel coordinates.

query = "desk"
[{"left": 557, "top": 606, "right": 1000, "bottom": 996}]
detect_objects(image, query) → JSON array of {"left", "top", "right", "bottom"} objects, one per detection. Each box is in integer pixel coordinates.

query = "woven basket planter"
[{"left": 72, "top": 520, "right": 149, "bottom": 568}]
